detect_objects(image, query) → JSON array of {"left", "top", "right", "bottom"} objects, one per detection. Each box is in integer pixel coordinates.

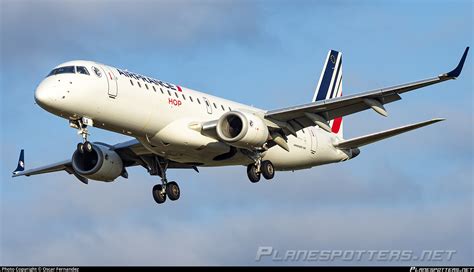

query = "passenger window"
[
  {"left": 189, "top": 96, "right": 193, "bottom": 102},
  {"left": 228, "top": 107, "right": 232, "bottom": 111},
  {"left": 152, "top": 86, "right": 156, "bottom": 92},
  {"left": 197, "top": 98, "right": 201, "bottom": 104},
  {"left": 76, "top": 66, "right": 89, "bottom": 75},
  {"left": 175, "top": 92, "right": 179, "bottom": 98},
  {"left": 160, "top": 88, "right": 164, "bottom": 94},
  {"left": 167, "top": 90, "right": 171, "bottom": 96},
  {"left": 205, "top": 100, "right": 210, "bottom": 106},
  {"left": 130, "top": 80, "right": 134, "bottom": 86},
  {"left": 137, "top": 82, "right": 141, "bottom": 88},
  {"left": 145, "top": 84, "right": 149, "bottom": 90},
  {"left": 213, "top": 103, "right": 217, "bottom": 109},
  {"left": 221, "top": 105, "right": 225, "bottom": 111},
  {"left": 182, "top": 94, "right": 186, "bottom": 100}
]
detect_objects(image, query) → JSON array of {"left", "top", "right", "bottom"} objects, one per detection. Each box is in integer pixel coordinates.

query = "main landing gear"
[
  {"left": 149, "top": 158, "right": 180, "bottom": 204},
  {"left": 247, "top": 158, "right": 275, "bottom": 183}
]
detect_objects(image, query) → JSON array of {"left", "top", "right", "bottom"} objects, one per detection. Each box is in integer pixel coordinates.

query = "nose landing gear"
[
  {"left": 77, "top": 141, "right": 93, "bottom": 153},
  {"left": 70, "top": 118, "right": 94, "bottom": 154}
]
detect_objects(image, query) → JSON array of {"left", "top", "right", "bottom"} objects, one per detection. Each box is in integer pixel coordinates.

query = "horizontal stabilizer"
[{"left": 334, "top": 118, "right": 445, "bottom": 149}]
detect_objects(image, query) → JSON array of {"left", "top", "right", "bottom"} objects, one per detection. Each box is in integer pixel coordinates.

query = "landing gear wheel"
[
  {"left": 166, "top": 181, "right": 180, "bottom": 201},
  {"left": 152, "top": 184, "right": 167, "bottom": 204},
  {"left": 83, "top": 141, "right": 93, "bottom": 153},
  {"left": 247, "top": 164, "right": 261, "bottom": 183},
  {"left": 261, "top": 160, "right": 275, "bottom": 180},
  {"left": 77, "top": 143, "right": 84, "bottom": 154}
]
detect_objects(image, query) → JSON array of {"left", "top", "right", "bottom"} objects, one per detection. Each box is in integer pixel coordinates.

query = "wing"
[
  {"left": 12, "top": 159, "right": 73, "bottom": 177},
  {"left": 12, "top": 139, "right": 198, "bottom": 183},
  {"left": 11, "top": 156, "right": 89, "bottom": 183},
  {"left": 265, "top": 47, "right": 469, "bottom": 136}
]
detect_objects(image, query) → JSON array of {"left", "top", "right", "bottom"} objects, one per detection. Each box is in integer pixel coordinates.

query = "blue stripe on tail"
[{"left": 314, "top": 50, "right": 341, "bottom": 102}]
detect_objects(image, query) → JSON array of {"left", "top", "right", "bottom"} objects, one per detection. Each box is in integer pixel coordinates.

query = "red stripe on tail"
[{"left": 332, "top": 117, "right": 342, "bottom": 133}]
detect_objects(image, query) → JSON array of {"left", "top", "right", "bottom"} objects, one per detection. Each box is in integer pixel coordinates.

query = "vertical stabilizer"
[{"left": 313, "top": 50, "right": 344, "bottom": 137}]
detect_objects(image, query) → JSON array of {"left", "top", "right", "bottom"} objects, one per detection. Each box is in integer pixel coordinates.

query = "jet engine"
[
  {"left": 216, "top": 111, "right": 269, "bottom": 149},
  {"left": 72, "top": 143, "right": 123, "bottom": 182}
]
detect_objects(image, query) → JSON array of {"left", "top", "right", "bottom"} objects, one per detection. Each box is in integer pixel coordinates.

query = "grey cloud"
[
  {"left": 2, "top": 182, "right": 472, "bottom": 265},
  {"left": 2, "top": 138, "right": 472, "bottom": 265}
]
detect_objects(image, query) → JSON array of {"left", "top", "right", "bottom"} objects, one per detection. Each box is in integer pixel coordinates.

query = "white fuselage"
[{"left": 35, "top": 60, "right": 351, "bottom": 171}]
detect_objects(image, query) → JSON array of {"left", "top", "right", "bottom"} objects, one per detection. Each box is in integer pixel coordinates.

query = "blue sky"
[{"left": 1, "top": 0, "right": 472, "bottom": 266}]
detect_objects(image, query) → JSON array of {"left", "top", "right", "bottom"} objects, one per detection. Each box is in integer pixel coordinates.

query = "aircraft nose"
[{"left": 34, "top": 82, "right": 54, "bottom": 109}]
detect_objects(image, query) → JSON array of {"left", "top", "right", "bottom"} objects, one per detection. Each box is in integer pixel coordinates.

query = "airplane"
[{"left": 12, "top": 47, "right": 469, "bottom": 205}]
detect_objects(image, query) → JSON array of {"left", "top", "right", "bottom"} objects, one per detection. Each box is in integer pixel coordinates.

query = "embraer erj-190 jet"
[{"left": 13, "top": 47, "right": 469, "bottom": 204}]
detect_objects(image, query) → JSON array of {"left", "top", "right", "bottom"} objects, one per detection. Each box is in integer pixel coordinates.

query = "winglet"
[
  {"left": 443, "top": 46, "right": 469, "bottom": 78},
  {"left": 13, "top": 149, "right": 25, "bottom": 175}
]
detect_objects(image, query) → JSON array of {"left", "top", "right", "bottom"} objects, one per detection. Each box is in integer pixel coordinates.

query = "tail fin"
[
  {"left": 13, "top": 149, "right": 25, "bottom": 174},
  {"left": 313, "top": 49, "right": 344, "bottom": 138}
]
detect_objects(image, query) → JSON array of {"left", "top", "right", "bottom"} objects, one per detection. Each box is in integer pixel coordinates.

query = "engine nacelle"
[
  {"left": 72, "top": 143, "right": 123, "bottom": 182},
  {"left": 216, "top": 111, "right": 269, "bottom": 149}
]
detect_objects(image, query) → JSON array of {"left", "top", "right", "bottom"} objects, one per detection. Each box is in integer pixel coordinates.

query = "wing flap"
[
  {"left": 112, "top": 139, "right": 199, "bottom": 169},
  {"left": 325, "top": 92, "right": 402, "bottom": 120},
  {"left": 334, "top": 118, "right": 445, "bottom": 149}
]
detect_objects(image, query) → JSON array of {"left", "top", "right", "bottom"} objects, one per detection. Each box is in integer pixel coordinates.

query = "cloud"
[
  {"left": 1, "top": 0, "right": 267, "bottom": 71},
  {"left": 1, "top": 153, "right": 472, "bottom": 265},
  {"left": 2, "top": 176, "right": 471, "bottom": 265}
]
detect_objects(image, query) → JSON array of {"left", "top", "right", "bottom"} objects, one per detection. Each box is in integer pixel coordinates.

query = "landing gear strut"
[
  {"left": 148, "top": 157, "right": 180, "bottom": 204},
  {"left": 71, "top": 119, "right": 93, "bottom": 154}
]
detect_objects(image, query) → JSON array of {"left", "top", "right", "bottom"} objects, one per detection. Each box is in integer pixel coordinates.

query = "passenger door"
[{"left": 103, "top": 66, "right": 118, "bottom": 98}]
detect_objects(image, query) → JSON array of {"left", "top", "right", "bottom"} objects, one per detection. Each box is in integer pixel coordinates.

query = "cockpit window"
[
  {"left": 47, "top": 66, "right": 75, "bottom": 77},
  {"left": 76, "top": 66, "right": 89, "bottom": 75}
]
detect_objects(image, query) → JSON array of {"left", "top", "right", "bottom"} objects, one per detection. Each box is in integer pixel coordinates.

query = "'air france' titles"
[{"left": 116, "top": 68, "right": 177, "bottom": 91}]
